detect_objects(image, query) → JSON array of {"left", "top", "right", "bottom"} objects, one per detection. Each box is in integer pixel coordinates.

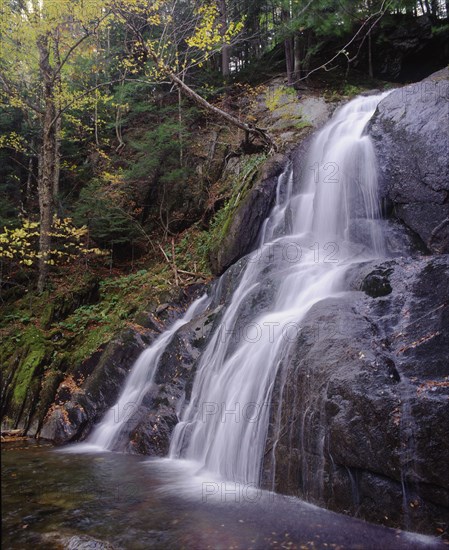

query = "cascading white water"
[
  {"left": 169, "top": 92, "right": 390, "bottom": 484},
  {"left": 85, "top": 92, "right": 389, "bottom": 480},
  {"left": 87, "top": 294, "right": 209, "bottom": 450}
]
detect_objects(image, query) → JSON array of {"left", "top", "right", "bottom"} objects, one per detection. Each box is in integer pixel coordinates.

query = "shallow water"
[{"left": 2, "top": 441, "right": 446, "bottom": 549}]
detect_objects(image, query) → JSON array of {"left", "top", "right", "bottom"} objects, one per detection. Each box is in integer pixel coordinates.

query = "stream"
[{"left": 2, "top": 441, "right": 446, "bottom": 549}]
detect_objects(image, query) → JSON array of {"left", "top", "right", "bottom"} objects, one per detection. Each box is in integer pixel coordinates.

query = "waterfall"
[
  {"left": 87, "top": 295, "right": 209, "bottom": 450},
  {"left": 168, "top": 92, "right": 390, "bottom": 484},
  {"left": 86, "top": 92, "right": 389, "bottom": 485}
]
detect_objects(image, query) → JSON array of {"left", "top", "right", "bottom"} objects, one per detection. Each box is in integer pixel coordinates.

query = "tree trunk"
[
  {"left": 25, "top": 137, "right": 36, "bottom": 207},
  {"left": 115, "top": 71, "right": 127, "bottom": 153},
  {"left": 293, "top": 33, "right": 301, "bottom": 85},
  {"left": 53, "top": 116, "right": 61, "bottom": 202},
  {"left": 178, "top": 87, "right": 183, "bottom": 167},
  {"left": 37, "top": 35, "right": 56, "bottom": 293},
  {"left": 25, "top": 155, "right": 33, "bottom": 206},
  {"left": 431, "top": 0, "right": 438, "bottom": 17},
  {"left": 219, "top": 0, "right": 230, "bottom": 80},
  {"left": 281, "top": 7, "right": 294, "bottom": 86},
  {"left": 368, "top": 31, "right": 373, "bottom": 78},
  {"left": 222, "top": 44, "right": 230, "bottom": 80},
  {"left": 302, "top": 29, "right": 312, "bottom": 75},
  {"left": 37, "top": 111, "right": 56, "bottom": 293},
  {"left": 285, "top": 37, "right": 294, "bottom": 86},
  {"left": 94, "top": 90, "right": 100, "bottom": 147},
  {"left": 52, "top": 31, "right": 62, "bottom": 203}
]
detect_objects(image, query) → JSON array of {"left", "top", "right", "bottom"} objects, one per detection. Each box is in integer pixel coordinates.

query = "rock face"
[
  {"left": 39, "top": 286, "right": 206, "bottom": 445},
  {"left": 209, "top": 92, "right": 333, "bottom": 276},
  {"left": 368, "top": 68, "right": 449, "bottom": 253},
  {"left": 0, "top": 276, "right": 101, "bottom": 435},
  {"left": 39, "top": 327, "right": 157, "bottom": 444},
  {"left": 209, "top": 154, "right": 287, "bottom": 275},
  {"left": 114, "top": 261, "right": 251, "bottom": 455},
  {"left": 370, "top": 14, "right": 449, "bottom": 82},
  {"left": 122, "top": 307, "right": 221, "bottom": 455},
  {"left": 262, "top": 256, "right": 449, "bottom": 537}
]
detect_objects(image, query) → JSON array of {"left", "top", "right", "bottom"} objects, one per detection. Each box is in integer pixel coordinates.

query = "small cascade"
[{"left": 87, "top": 295, "right": 209, "bottom": 450}]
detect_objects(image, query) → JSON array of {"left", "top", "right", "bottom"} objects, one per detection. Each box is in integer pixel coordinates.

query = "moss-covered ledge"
[{"left": 209, "top": 153, "right": 287, "bottom": 275}]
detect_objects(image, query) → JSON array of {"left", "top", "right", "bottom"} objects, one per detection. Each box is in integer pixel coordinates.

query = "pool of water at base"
[{"left": 2, "top": 441, "right": 447, "bottom": 550}]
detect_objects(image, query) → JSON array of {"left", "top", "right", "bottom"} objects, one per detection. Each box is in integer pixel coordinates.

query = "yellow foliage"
[
  {"left": 0, "top": 132, "right": 28, "bottom": 153},
  {"left": 186, "top": 5, "right": 222, "bottom": 51},
  {"left": 0, "top": 217, "right": 107, "bottom": 268},
  {"left": 186, "top": 3, "right": 245, "bottom": 57}
]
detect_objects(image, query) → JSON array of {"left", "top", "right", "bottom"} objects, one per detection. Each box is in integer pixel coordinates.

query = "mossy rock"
[
  {"left": 40, "top": 278, "right": 100, "bottom": 329},
  {"left": 28, "top": 369, "right": 66, "bottom": 435},
  {"left": 210, "top": 153, "right": 287, "bottom": 275}
]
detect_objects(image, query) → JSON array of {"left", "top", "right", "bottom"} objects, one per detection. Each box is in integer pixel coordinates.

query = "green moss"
[
  {"left": 11, "top": 327, "right": 48, "bottom": 406},
  {"left": 47, "top": 265, "right": 173, "bottom": 364},
  {"left": 431, "top": 24, "right": 449, "bottom": 38},
  {"left": 34, "top": 370, "right": 64, "bottom": 419},
  {"left": 342, "top": 83, "right": 363, "bottom": 97},
  {"left": 197, "top": 154, "right": 267, "bottom": 266},
  {"left": 217, "top": 154, "right": 266, "bottom": 237},
  {"left": 295, "top": 119, "right": 313, "bottom": 130},
  {"left": 12, "top": 350, "right": 44, "bottom": 404},
  {"left": 172, "top": 154, "right": 267, "bottom": 272},
  {"left": 323, "top": 82, "right": 371, "bottom": 102},
  {"left": 71, "top": 323, "right": 122, "bottom": 364},
  {"left": 0, "top": 337, "right": 17, "bottom": 368},
  {"left": 266, "top": 86, "right": 296, "bottom": 112},
  {"left": 40, "top": 297, "right": 54, "bottom": 329},
  {"left": 173, "top": 229, "right": 213, "bottom": 275}
]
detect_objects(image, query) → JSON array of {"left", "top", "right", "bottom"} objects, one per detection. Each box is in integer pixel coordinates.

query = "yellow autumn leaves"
[
  {"left": 0, "top": 218, "right": 107, "bottom": 267},
  {"left": 0, "top": 133, "right": 28, "bottom": 154},
  {"left": 186, "top": 4, "right": 245, "bottom": 53}
]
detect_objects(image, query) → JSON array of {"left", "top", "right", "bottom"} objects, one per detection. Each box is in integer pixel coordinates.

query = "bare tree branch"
[
  {"left": 293, "top": 0, "right": 393, "bottom": 84},
  {"left": 51, "top": 12, "right": 112, "bottom": 84}
]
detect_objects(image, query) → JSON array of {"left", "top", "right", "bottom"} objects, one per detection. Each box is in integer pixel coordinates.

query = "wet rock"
[
  {"left": 38, "top": 532, "right": 116, "bottom": 550},
  {"left": 133, "top": 311, "right": 164, "bottom": 332},
  {"left": 39, "top": 328, "right": 154, "bottom": 444},
  {"left": 156, "top": 303, "right": 169, "bottom": 314},
  {"left": 368, "top": 68, "right": 449, "bottom": 253},
  {"left": 125, "top": 306, "right": 222, "bottom": 455},
  {"left": 264, "top": 255, "right": 449, "bottom": 537},
  {"left": 360, "top": 266, "right": 393, "bottom": 297},
  {"left": 66, "top": 535, "right": 116, "bottom": 549},
  {"left": 381, "top": 218, "right": 428, "bottom": 257},
  {"left": 38, "top": 285, "right": 208, "bottom": 445}
]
